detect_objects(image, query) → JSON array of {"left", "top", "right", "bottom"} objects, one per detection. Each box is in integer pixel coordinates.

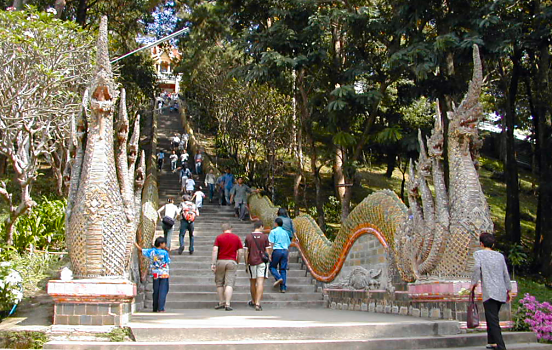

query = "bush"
[
  {"left": 0, "top": 331, "right": 48, "bottom": 349},
  {"left": 513, "top": 293, "right": 552, "bottom": 342},
  {"left": 1, "top": 197, "right": 66, "bottom": 254}
]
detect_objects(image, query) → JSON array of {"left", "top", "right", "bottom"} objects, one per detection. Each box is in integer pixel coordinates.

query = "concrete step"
[
  {"left": 144, "top": 300, "right": 325, "bottom": 310},
  {"left": 43, "top": 338, "right": 552, "bottom": 350},
  {"left": 145, "top": 291, "right": 323, "bottom": 302},
  {"left": 166, "top": 276, "right": 315, "bottom": 285},
  {"left": 164, "top": 253, "right": 302, "bottom": 264},
  {"left": 169, "top": 261, "right": 303, "bottom": 269},
  {"left": 164, "top": 268, "right": 310, "bottom": 277},
  {"left": 144, "top": 283, "right": 317, "bottom": 293}
]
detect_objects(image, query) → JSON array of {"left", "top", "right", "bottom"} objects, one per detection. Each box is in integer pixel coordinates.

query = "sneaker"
[
  {"left": 273, "top": 279, "right": 283, "bottom": 288},
  {"left": 214, "top": 304, "right": 225, "bottom": 310},
  {"left": 189, "top": 250, "right": 194, "bottom": 255},
  {"left": 178, "top": 246, "right": 184, "bottom": 255},
  {"left": 280, "top": 289, "right": 286, "bottom": 293},
  {"left": 225, "top": 306, "right": 233, "bottom": 311}
]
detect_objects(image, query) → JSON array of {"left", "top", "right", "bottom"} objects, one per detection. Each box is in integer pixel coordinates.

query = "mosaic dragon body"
[
  {"left": 249, "top": 46, "right": 492, "bottom": 283},
  {"left": 66, "top": 17, "right": 151, "bottom": 278}
]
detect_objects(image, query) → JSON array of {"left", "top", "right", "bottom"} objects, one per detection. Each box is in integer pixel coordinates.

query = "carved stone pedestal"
[
  {"left": 47, "top": 278, "right": 136, "bottom": 326},
  {"left": 408, "top": 280, "right": 518, "bottom": 328},
  {"left": 324, "top": 280, "right": 518, "bottom": 329}
]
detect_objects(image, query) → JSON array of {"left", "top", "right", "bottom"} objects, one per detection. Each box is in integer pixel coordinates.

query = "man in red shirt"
[{"left": 211, "top": 223, "right": 243, "bottom": 311}]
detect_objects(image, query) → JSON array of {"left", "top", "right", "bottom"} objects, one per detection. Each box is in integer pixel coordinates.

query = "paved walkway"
[{"left": 130, "top": 308, "right": 432, "bottom": 329}]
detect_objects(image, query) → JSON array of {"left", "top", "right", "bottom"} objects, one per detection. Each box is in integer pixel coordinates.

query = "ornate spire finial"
[{"left": 96, "top": 16, "right": 113, "bottom": 78}]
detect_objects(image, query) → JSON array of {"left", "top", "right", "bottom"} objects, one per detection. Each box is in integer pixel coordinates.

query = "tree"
[{"left": 0, "top": 8, "right": 94, "bottom": 244}]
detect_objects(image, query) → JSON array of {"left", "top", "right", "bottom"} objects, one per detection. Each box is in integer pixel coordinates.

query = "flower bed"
[{"left": 514, "top": 293, "right": 552, "bottom": 342}]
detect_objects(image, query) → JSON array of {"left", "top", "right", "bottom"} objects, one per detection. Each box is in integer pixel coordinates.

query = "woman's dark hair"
[
  {"left": 154, "top": 236, "right": 167, "bottom": 248},
  {"left": 479, "top": 232, "right": 496, "bottom": 248},
  {"left": 275, "top": 217, "right": 284, "bottom": 227},
  {"left": 167, "top": 197, "right": 174, "bottom": 203},
  {"left": 277, "top": 208, "right": 288, "bottom": 217}
]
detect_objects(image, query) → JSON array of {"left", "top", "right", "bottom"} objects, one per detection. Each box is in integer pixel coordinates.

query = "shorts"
[
  {"left": 248, "top": 263, "right": 268, "bottom": 279},
  {"left": 215, "top": 260, "right": 238, "bottom": 288}
]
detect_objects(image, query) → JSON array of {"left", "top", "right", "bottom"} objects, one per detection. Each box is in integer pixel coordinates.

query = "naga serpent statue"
[
  {"left": 248, "top": 45, "right": 492, "bottom": 284},
  {"left": 65, "top": 17, "right": 155, "bottom": 278}
]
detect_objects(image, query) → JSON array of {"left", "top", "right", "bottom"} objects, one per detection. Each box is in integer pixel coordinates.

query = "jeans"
[
  {"left": 161, "top": 221, "right": 174, "bottom": 249},
  {"left": 224, "top": 187, "right": 232, "bottom": 205},
  {"left": 484, "top": 299, "right": 506, "bottom": 350},
  {"left": 179, "top": 220, "right": 194, "bottom": 252},
  {"left": 195, "top": 161, "right": 202, "bottom": 174},
  {"left": 152, "top": 278, "right": 169, "bottom": 312},
  {"left": 208, "top": 183, "right": 215, "bottom": 201},
  {"left": 270, "top": 249, "right": 289, "bottom": 291},
  {"left": 218, "top": 187, "right": 226, "bottom": 205},
  {"left": 236, "top": 202, "right": 248, "bottom": 220}
]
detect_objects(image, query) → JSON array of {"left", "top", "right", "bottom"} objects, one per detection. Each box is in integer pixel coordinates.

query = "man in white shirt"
[{"left": 185, "top": 177, "right": 196, "bottom": 195}]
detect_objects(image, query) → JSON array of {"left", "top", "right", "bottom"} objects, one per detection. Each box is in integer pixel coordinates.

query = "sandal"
[
  {"left": 255, "top": 304, "right": 262, "bottom": 311},
  {"left": 225, "top": 305, "right": 233, "bottom": 311},
  {"left": 214, "top": 304, "right": 225, "bottom": 310},
  {"left": 248, "top": 300, "right": 255, "bottom": 308}
]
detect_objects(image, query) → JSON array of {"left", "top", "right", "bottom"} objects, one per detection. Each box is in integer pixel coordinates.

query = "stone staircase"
[{"left": 148, "top": 108, "right": 324, "bottom": 310}]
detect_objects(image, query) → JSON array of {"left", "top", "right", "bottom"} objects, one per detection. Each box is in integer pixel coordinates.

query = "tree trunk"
[
  {"left": 385, "top": 150, "right": 396, "bottom": 178},
  {"left": 0, "top": 155, "right": 7, "bottom": 176},
  {"left": 503, "top": 51, "right": 522, "bottom": 244},
  {"left": 533, "top": 38, "right": 552, "bottom": 278},
  {"left": 54, "top": 0, "right": 66, "bottom": 18},
  {"left": 310, "top": 143, "right": 326, "bottom": 232},
  {"left": 76, "top": 0, "right": 88, "bottom": 27},
  {"left": 11, "top": 0, "right": 26, "bottom": 10}
]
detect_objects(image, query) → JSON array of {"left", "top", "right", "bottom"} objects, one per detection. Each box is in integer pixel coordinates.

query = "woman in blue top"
[
  {"left": 277, "top": 208, "right": 295, "bottom": 240},
  {"left": 135, "top": 237, "right": 171, "bottom": 312}
]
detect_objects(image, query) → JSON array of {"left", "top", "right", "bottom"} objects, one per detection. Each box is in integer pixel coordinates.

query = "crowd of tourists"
[{"left": 141, "top": 140, "right": 298, "bottom": 312}]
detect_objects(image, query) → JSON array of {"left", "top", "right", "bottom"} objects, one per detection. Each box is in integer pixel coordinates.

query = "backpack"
[{"left": 182, "top": 204, "right": 196, "bottom": 222}]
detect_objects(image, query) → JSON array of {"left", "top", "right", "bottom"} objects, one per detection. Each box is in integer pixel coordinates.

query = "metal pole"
[{"left": 110, "top": 27, "right": 189, "bottom": 64}]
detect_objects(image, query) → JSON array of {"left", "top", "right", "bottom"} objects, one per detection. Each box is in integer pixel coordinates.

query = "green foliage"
[
  {"left": 7, "top": 252, "right": 64, "bottom": 297},
  {"left": 508, "top": 243, "right": 528, "bottom": 279},
  {"left": 0, "top": 331, "right": 48, "bottom": 349},
  {"left": 323, "top": 196, "right": 342, "bottom": 224},
  {"left": 2, "top": 197, "right": 66, "bottom": 254}
]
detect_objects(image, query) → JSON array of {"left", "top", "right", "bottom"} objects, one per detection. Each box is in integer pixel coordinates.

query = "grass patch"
[
  {"left": 0, "top": 330, "right": 48, "bottom": 349},
  {"left": 98, "top": 327, "right": 134, "bottom": 342}
]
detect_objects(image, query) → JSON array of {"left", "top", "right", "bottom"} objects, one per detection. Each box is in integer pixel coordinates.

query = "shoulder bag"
[
  {"left": 467, "top": 289, "right": 480, "bottom": 329},
  {"left": 252, "top": 234, "right": 270, "bottom": 263},
  {"left": 162, "top": 215, "right": 175, "bottom": 227}
]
